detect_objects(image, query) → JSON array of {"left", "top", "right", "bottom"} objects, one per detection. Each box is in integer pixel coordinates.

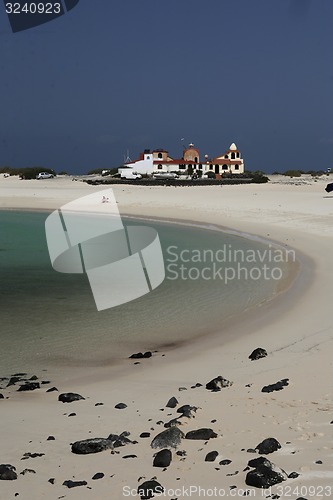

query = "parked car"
[
  {"left": 153, "top": 172, "right": 179, "bottom": 179},
  {"left": 36, "top": 172, "right": 54, "bottom": 179},
  {"left": 120, "top": 171, "right": 142, "bottom": 180}
]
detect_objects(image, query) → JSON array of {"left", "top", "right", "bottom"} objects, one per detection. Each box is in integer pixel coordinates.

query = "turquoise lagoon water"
[{"left": 0, "top": 210, "right": 291, "bottom": 373}]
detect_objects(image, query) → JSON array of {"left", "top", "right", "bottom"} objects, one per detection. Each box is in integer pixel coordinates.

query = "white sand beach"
[{"left": 1, "top": 174, "right": 332, "bottom": 499}]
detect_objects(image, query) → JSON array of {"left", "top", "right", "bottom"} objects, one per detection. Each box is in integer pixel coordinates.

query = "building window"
[
  {"left": 158, "top": 164, "right": 163, "bottom": 169},
  {"left": 158, "top": 152, "right": 162, "bottom": 159},
  {"left": 179, "top": 164, "right": 186, "bottom": 170},
  {"left": 198, "top": 164, "right": 202, "bottom": 170},
  {"left": 234, "top": 164, "right": 239, "bottom": 170},
  {"left": 222, "top": 164, "right": 228, "bottom": 170},
  {"left": 237, "top": 152, "right": 240, "bottom": 158},
  {"left": 194, "top": 156, "right": 198, "bottom": 162},
  {"left": 231, "top": 152, "right": 235, "bottom": 159},
  {"left": 225, "top": 155, "right": 228, "bottom": 159}
]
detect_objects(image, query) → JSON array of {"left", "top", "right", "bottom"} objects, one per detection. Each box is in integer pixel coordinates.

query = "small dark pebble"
[
  {"left": 20, "top": 469, "right": 36, "bottom": 475},
  {"left": 288, "top": 472, "right": 300, "bottom": 479},
  {"left": 48, "top": 478, "right": 55, "bottom": 484},
  {"left": 47, "top": 436, "right": 55, "bottom": 441},
  {"left": 315, "top": 460, "right": 323, "bottom": 464},
  {"left": 46, "top": 387, "right": 58, "bottom": 392},
  {"left": 166, "top": 396, "right": 178, "bottom": 408},
  {"left": 92, "top": 472, "right": 104, "bottom": 480},
  {"left": 185, "top": 428, "right": 217, "bottom": 440},
  {"left": 123, "top": 455, "right": 137, "bottom": 459},
  {"left": 63, "top": 480, "right": 88, "bottom": 488},
  {"left": 140, "top": 432, "right": 151, "bottom": 438},
  {"left": 115, "top": 403, "right": 127, "bottom": 409},
  {"left": 0, "top": 393, "right": 4, "bottom": 399},
  {"left": 219, "top": 459, "right": 232, "bottom": 465},
  {"left": 29, "top": 375, "right": 38, "bottom": 380},
  {"left": 246, "top": 448, "right": 257, "bottom": 453},
  {"left": 95, "top": 403, "right": 104, "bottom": 406},
  {"left": 129, "top": 351, "right": 152, "bottom": 359},
  {"left": 58, "top": 392, "right": 85, "bottom": 403},
  {"left": 137, "top": 479, "right": 164, "bottom": 499},
  {"left": 249, "top": 347, "right": 267, "bottom": 361},
  {"left": 205, "top": 451, "right": 219, "bottom": 462},
  {"left": 153, "top": 449, "right": 172, "bottom": 468},
  {"left": 178, "top": 387, "right": 187, "bottom": 391},
  {"left": 41, "top": 380, "right": 50, "bottom": 385},
  {"left": 261, "top": 378, "right": 289, "bottom": 393},
  {"left": 176, "top": 450, "right": 186, "bottom": 456},
  {"left": 68, "top": 413, "right": 76, "bottom": 417},
  {"left": 21, "top": 452, "right": 45, "bottom": 460}
]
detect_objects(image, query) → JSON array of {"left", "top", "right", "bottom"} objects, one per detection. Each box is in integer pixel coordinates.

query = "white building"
[{"left": 118, "top": 143, "right": 245, "bottom": 176}]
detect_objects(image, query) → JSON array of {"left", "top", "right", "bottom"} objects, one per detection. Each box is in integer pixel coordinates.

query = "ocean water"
[{"left": 0, "top": 210, "right": 292, "bottom": 373}]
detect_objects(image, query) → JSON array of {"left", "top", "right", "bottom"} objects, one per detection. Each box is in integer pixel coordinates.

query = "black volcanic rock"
[
  {"left": 248, "top": 457, "right": 273, "bottom": 468},
  {"left": 288, "top": 472, "right": 300, "bottom": 479},
  {"left": 17, "top": 382, "right": 40, "bottom": 391},
  {"left": 246, "top": 459, "right": 287, "bottom": 489},
  {"left": 58, "top": 392, "right": 85, "bottom": 403},
  {"left": 137, "top": 480, "right": 164, "bottom": 499},
  {"left": 72, "top": 432, "right": 134, "bottom": 454},
  {"left": 219, "top": 459, "right": 232, "bottom": 465},
  {"left": 71, "top": 438, "right": 114, "bottom": 454},
  {"left": 46, "top": 387, "right": 58, "bottom": 392},
  {"left": 256, "top": 438, "right": 281, "bottom": 455},
  {"left": 115, "top": 403, "right": 127, "bottom": 409},
  {"left": 129, "top": 351, "right": 152, "bottom": 359},
  {"left": 7, "top": 376, "right": 23, "bottom": 387},
  {"left": 151, "top": 426, "right": 184, "bottom": 449},
  {"left": 140, "top": 432, "right": 151, "bottom": 438},
  {"left": 205, "top": 451, "right": 219, "bottom": 462},
  {"left": 153, "top": 449, "right": 172, "bottom": 468},
  {"left": 21, "top": 452, "right": 44, "bottom": 459},
  {"left": 206, "top": 376, "right": 233, "bottom": 391},
  {"left": 63, "top": 480, "right": 87, "bottom": 488},
  {"left": 0, "top": 393, "right": 4, "bottom": 399},
  {"left": 262, "top": 379, "right": 289, "bottom": 393},
  {"left": 166, "top": 396, "right": 178, "bottom": 408},
  {"left": 107, "top": 431, "right": 133, "bottom": 448},
  {"left": 249, "top": 348, "right": 267, "bottom": 361},
  {"left": 164, "top": 417, "right": 182, "bottom": 428},
  {"left": 246, "top": 465, "right": 287, "bottom": 488},
  {"left": 177, "top": 404, "right": 197, "bottom": 418},
  {"left": 92, "top": 472, "right": 104, "bottom": 480},
  {"left": 0, "top": 464, "right": 17, "bottom": 480},
  {"left": 185, "top": 428, "right": 217, "bottom": 440}
]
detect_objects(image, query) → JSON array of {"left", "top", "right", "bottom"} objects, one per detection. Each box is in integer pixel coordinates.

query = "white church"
[{"left": 118, "top": 142, "right": 245, "bottom": 177}]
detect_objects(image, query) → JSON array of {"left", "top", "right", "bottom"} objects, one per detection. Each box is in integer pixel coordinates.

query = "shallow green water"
[{"left": 0, "top": 210, "right": 291, "bottom": 373}]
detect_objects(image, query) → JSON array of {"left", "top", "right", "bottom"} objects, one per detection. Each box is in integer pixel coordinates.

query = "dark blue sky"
[{"left": 0, "top": 0, "right": 332, "bottom": 173}]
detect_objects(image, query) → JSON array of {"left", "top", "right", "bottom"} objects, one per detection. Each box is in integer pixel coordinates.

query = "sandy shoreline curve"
[{"left": 1, "top": 174, "right": 332, "bottom": 499}]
